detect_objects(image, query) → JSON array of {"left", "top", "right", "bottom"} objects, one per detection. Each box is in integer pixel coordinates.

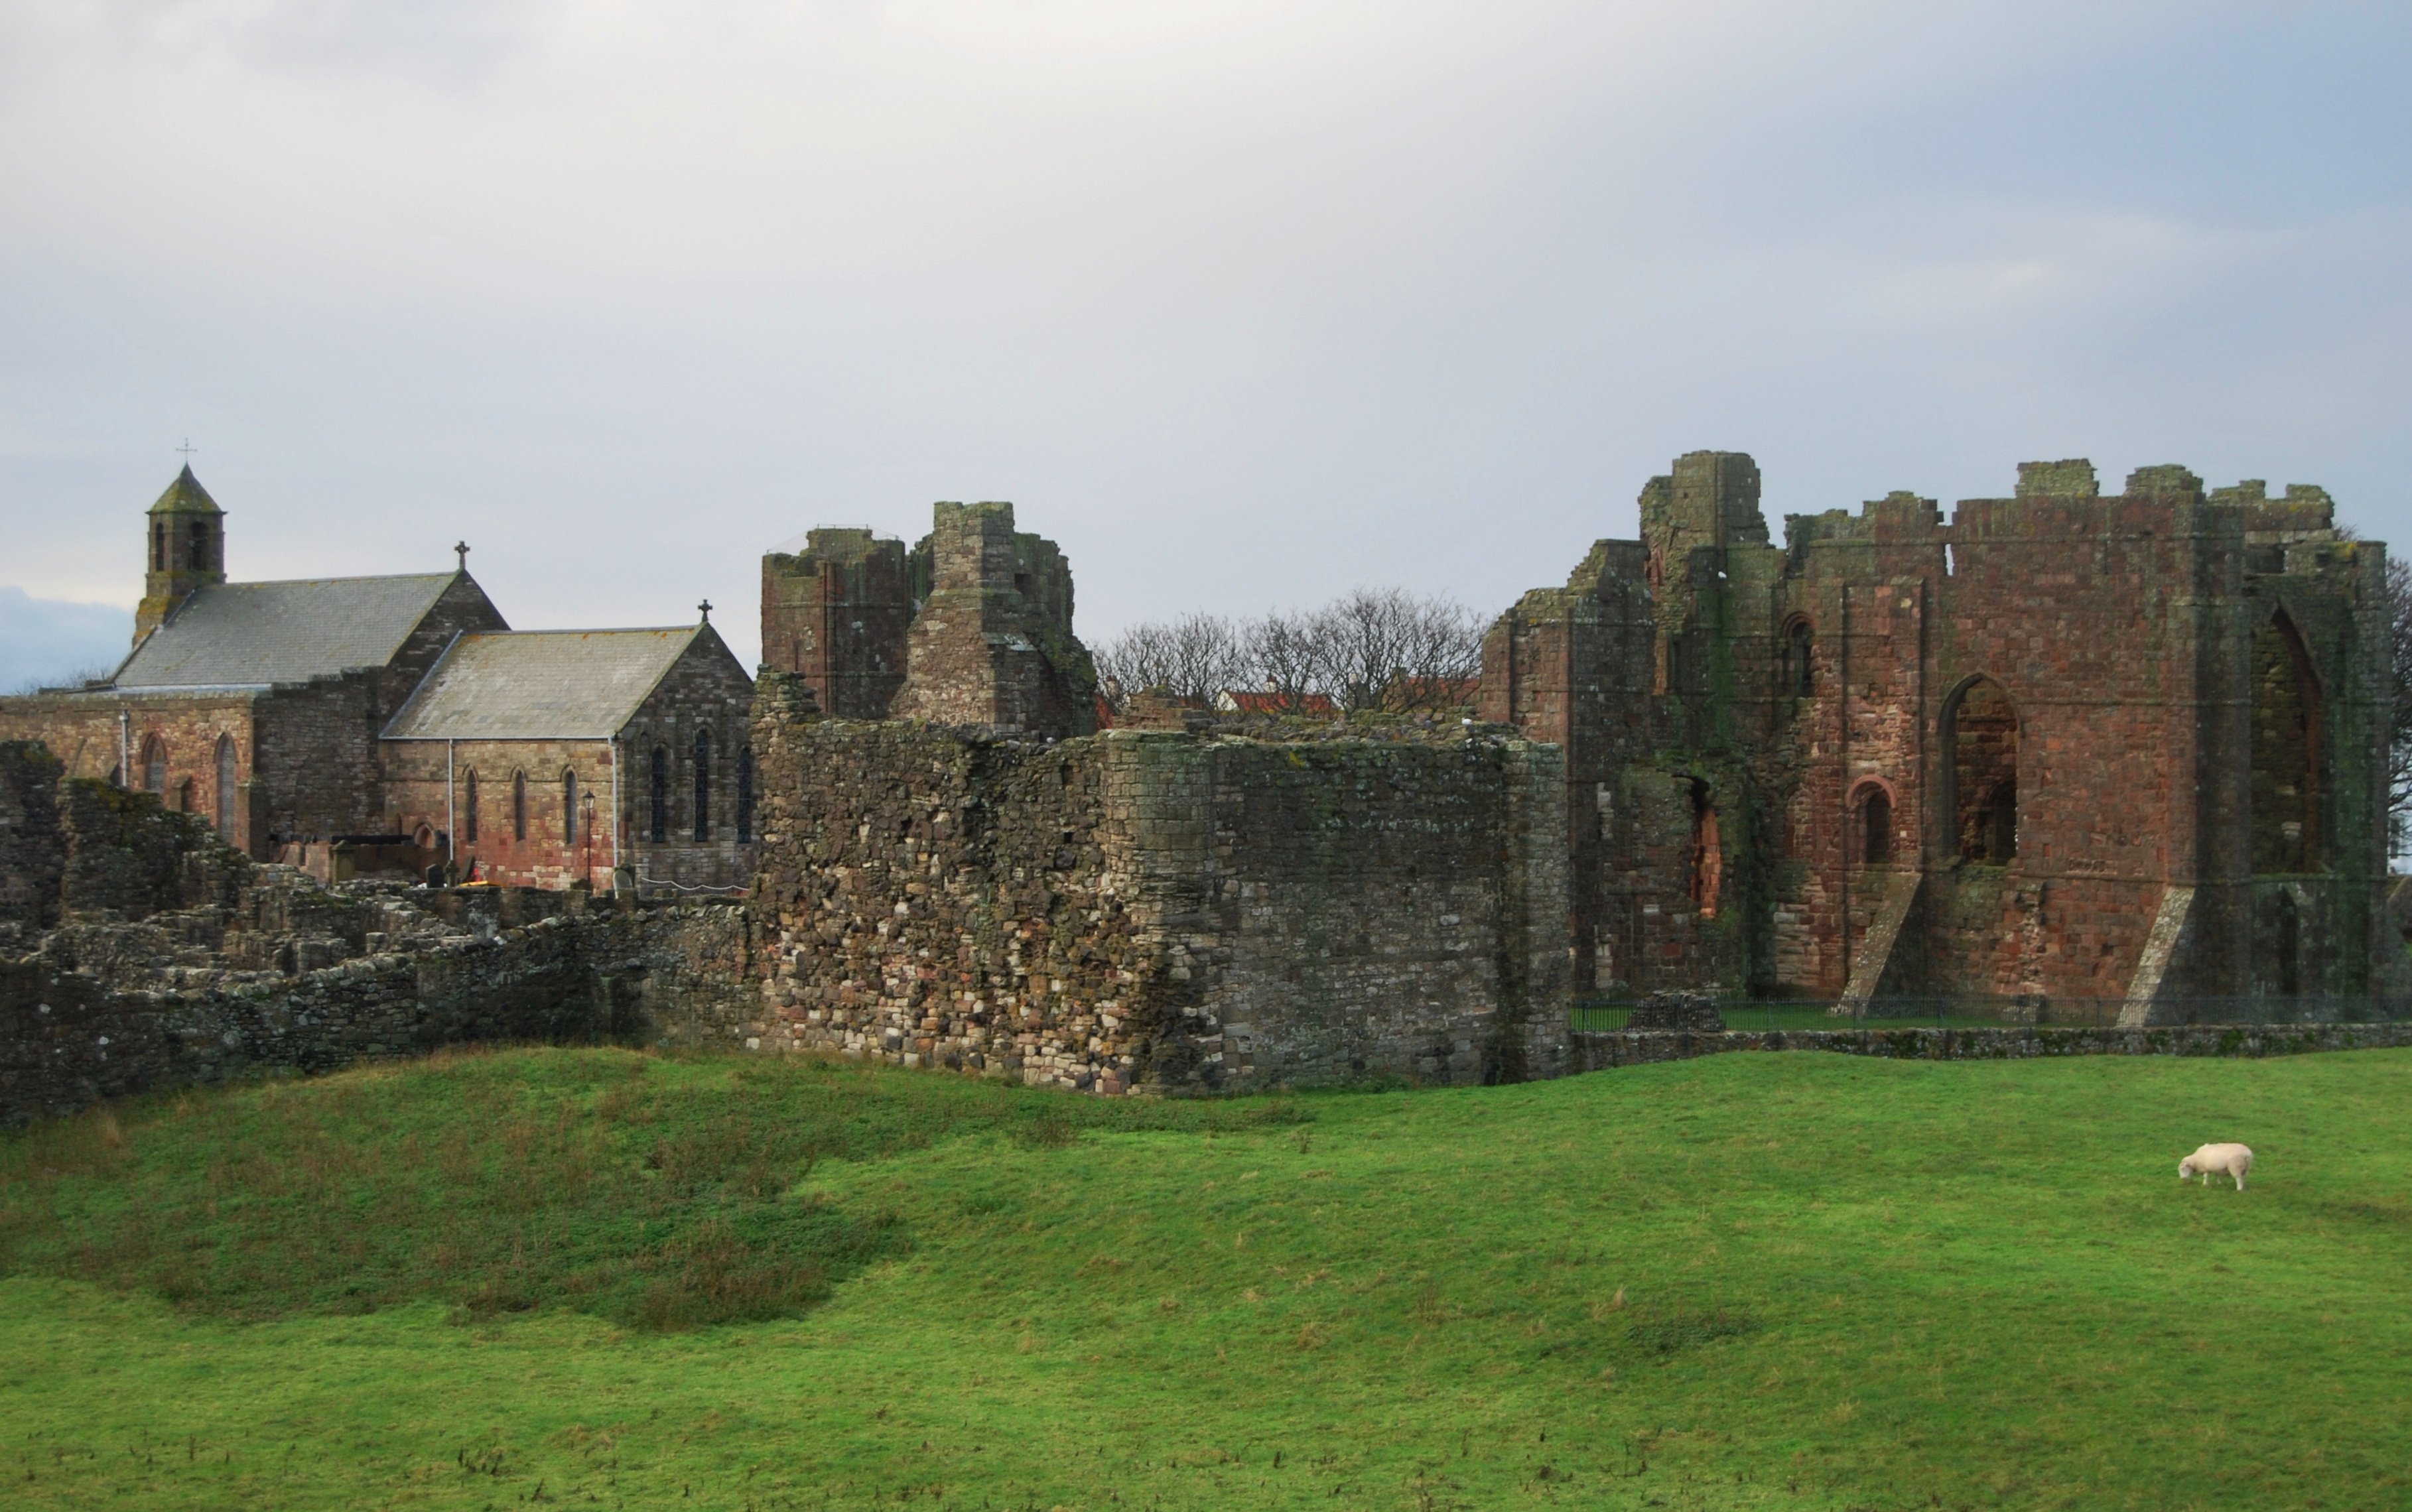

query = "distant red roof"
[{"left": 1215, "top": 690, "right": 1337, "bottom": 716}]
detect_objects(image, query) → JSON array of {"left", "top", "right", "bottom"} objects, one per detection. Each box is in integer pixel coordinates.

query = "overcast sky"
[{"left": 4, "top": 1, "right": 2407, "bottom": 677}]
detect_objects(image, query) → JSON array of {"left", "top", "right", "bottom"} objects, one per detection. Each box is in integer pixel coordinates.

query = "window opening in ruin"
[
  {"left": 649, "top": 747, "right": 668, "bottom": 843},
  {"left": 1947, "top": 676, "right": 2018, "bottom": 864},
  {"left": 1784, "top": 620, "right": 1814, "bottom": 699},
  {"left": 142, "top": 737, "right": 166, "bottom": 796},
  {"left": 1857, "top": 784, "right": 1893, "bottom": 865},
  {"left": 188, "top": 524, "right": 208, "bottom": 570},
  {"left": 563, "top": 769, "right": 578, "bottom": 845},
  {"left": 1688, "top": 779, "right": 1721, "bottom": 918},
  {"left": 215, "top": 735, "right": 235, "bottom": 838},
  {"left": 736, "top": 746, "right": 755, "bottom": 843},
  {"left": 2275, "top": 891, "right": 2301, "bottom": 997},
  {"left": 152, "top": 523, "right": 165, "bottom": 572},
  {"left": 463, "top": 771, "right": 479, "bottom": 844},
  {"left": 2250, "top": 610, "right": 2321, "bottom": 873},
  {"left": 1945, "top": 543, "right": 1957, "bottom": 578},
  {"left": 693, "top": 729, "right": 713, "bottom": 842},
  {"left": 512, "top": 771, "right": 527, "bottom": 842},
  {"left": 174, "top": 777, "right": 193, "bottom": 813}
]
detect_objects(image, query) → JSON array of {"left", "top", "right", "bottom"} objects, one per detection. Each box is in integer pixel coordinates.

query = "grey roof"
[
  {"left": 114, "top": 574, "right": 462, "bottom": 690},
  {"left": 381, "top": 628, "right": 705, "bottom": 740}
]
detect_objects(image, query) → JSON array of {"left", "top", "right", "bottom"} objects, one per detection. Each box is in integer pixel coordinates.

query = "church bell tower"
[{"left": 134, "top": 464, "right": 226, "bottom": 645}]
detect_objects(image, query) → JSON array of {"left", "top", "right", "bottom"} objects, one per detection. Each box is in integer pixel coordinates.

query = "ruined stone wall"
[
  {"left": 1, "top": 743, "right": 65, "bottom": 929},
  {"left": 760, "top": 529, "right": 913, "bottom": 719},
  {"left": 743, "top": 704, "right": 1570, "bottom": 1093}
]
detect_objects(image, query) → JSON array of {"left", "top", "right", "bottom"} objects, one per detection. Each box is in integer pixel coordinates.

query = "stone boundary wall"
[
  {"left": 2, "top": 902, "right": 753, "bottom": 1125},
  {"left": 1571, "top": 1019, "right": 2412, "bottom": 1072}
]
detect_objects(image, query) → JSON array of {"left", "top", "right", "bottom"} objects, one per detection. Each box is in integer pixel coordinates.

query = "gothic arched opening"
[
  {"left": 2275, "top": 891, "right": 2302, "bottom": 997},
  {"left": 649, "top": 746, "right": 669, "bottom": 843},
  {"left": 2251, "top": 611, "right": 2322, "bottom": 873},
  {"left": 1948, "top": 676, "right": 2019, "bottom": 864},
  {"left": 141, "top": 736, "right": 167, "bottom": 796},
  {"left": 693, "top": 729, "right": 713, "bottom": 842}
]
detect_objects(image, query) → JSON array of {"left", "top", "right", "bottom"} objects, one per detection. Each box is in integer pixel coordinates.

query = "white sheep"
[{"left": 2178, "top": 1143, "right": 2253, "bottom": 1190}]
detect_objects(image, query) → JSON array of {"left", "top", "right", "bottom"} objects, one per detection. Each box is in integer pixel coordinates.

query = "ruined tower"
[
  {"left": 760, "top": 528, "right": 913, "bottom": 718},
  {"left": 1483, "top": 451, "right": 2398, "bottom": 1018},
  {"left": 133, "top": 466, "right": 226, "bottom": 644},
  {"left": 888, "top": 503, "right": 1097, "bottom": 738}
]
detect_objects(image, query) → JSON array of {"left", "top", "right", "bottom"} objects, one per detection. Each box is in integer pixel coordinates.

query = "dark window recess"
[
  {"left": 463, "top": 771, "right": 479, "bottom": 844},
  {"left": 1859, "top": 786, "right": 1892, "bottom": 865},
  {"left": 563, "top": 770, "right": 578, "bottom": 844},
  {"left": 512, "top": 771, "right": 527, "bottom": 842},
  {"left": 1784, "top": 621, "right": 1814, "bottom": 698},
  {"left": 215, "top": 735, "right": 237, "bottom": 838},
  {"left": 649, "top": 747, "right": 669, "bottom": 843},
  {"left": 693, "top": 729, "right": 712, "bottom": 842}
]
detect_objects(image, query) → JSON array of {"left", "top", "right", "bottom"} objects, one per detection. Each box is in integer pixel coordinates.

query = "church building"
[{"left": 0, "top": 468, "right": 754, "bottom": 892}]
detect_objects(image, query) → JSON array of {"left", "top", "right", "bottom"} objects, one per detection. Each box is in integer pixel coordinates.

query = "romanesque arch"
[
  {"left": 1849, "top": 777, "right": 1895, "bottom": 865},
  {"left": 1781, "top": 617, "right": 1814, "bottom": 700},
  {"left": 2251, "top": 609, "right": 2322, "bottom": 873},
  {"left": 1944, "top": 676, "right": 2018, "bottom": 864}
]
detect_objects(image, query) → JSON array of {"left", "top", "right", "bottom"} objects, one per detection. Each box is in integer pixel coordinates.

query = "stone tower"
[
  {"left": 134, "top": 465, "right": 226, "bottom": 645},
  {"left": 759, "top": 528, "right": 913, "bottom": 718},
  {"left": 888, "top": 502, "right": 1097, "bottom": 737}
]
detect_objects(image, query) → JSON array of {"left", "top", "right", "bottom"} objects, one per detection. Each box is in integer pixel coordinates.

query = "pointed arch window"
[
  {"left": 215, "top": 735, "right": 237, "bottom": 838},
  {"left": 152, "top": 523, "right": 167, "bottom": 572},
  {"left": 736, "top": 745, "right": 756, "bottom": 844},
  {"left": 462, "top": 771, "right": 479, "bottom": 844},
  {"left": 563, "top": 769, "right": 578, "bottom": 844},
  {"left": 141, "top": 736, "right": 167, "bottom": 796},
  {"left": 693, "top": 729, "right": 713, "bottom": 842},
  {"left": 188, "top": 523, "right": 208, "bottom": 570},
  {"left": 512, "top": 771, "right": 528, "bottom": 842},
  {"left": 649, "top": 746, "right": 669, "bottom": 843}
]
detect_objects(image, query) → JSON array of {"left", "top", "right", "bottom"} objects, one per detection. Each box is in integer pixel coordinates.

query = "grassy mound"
[
  {"left": 5, "top": 1046, "right": 2411, "bottom": 1509},
  {"left": 0, "top": 1047, "right": 1302, "bottom": 1330}
]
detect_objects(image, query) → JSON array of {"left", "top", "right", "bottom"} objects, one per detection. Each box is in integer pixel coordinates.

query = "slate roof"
[
  {"left": 114, "top": 574, "right": 462, "bottom": 690},
  {"left": 381, "top": 628, "right": 706, "bottom": 741}
]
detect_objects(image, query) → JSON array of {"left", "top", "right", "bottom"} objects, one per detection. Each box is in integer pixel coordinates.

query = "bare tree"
[
  {"left": 1093, "top": 611, "right": 1244, "bottom": 708},
  {"left": 1101, "top": 589, "right": 1489, "bottom": 716}
]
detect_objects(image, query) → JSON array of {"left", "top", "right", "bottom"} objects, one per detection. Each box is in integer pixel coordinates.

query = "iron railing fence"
[{"left": 1569, "top": 995, "right": 2412, "bottom": 1034}]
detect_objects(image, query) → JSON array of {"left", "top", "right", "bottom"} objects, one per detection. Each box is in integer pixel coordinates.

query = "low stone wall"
[
  {"left": 1571, "top": 1019, "right": 2412, "bottom": 1071},
  {"left": 1, "top": 897, "right": 754, "bottom": 1126}
]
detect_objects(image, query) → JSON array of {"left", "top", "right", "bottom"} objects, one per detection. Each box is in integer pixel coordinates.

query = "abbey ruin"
[{"left": 3, "top": 451, "right": 2405, "bottom": 1119}]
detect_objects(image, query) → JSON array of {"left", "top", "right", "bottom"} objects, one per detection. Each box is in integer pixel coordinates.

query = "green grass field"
[{"left": 4, "top": 1046, "right": 2409, "bottom": 1511}]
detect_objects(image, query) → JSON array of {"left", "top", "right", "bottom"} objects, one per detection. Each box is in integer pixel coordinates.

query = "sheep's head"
[{"left": 2177, "top": 1159, "right": 2197, "bottom": 1180}]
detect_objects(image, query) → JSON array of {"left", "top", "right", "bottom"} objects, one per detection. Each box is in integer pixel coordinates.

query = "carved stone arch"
[
  {"left": 2251, "top": 605, "right": 2323, "bottom": 873},
  {"left": 1847, "top": 775, "right": 1899, "bottom": 865},
  {"left": 1940, "top": 674, "right": 2019, "bottom": 865}
]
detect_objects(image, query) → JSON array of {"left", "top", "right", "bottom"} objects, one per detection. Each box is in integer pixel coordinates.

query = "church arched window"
[
  {"left": 563, "top": 769, "right": 578, "bottom": 844},
  {"left": 153, "top": 523, "right": 166, "bottom": 573},
  {"left": 462, "top": 771, "right": 479, "bottom": 844},
  {"left": 649, "top": 746, "right": 669, "bottom": 843},
  {"left": 188, "top": 523, "right": 208, "bottom": 570},
  {"left": 215, "top": 735, "right": 237, "bottom": 838},
  {"left": 141, "top": 736, "right": 167, "bottom": 796},
  {"left": 693, "top": 729, "right": 713, "bottom": 842},
  {"left": 512, "top": 770, "right": 528, "bottom": 842}
]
